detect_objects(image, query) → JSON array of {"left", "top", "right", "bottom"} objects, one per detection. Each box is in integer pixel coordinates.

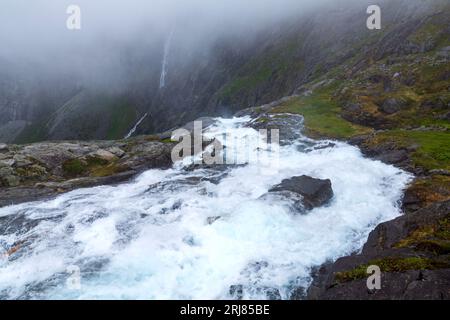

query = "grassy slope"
[
  {"left": 271, "top": 86, "right": 372, "bottom": 139},
  {"left": 15, "top": 95, "right": 139, "bottom": 143}
]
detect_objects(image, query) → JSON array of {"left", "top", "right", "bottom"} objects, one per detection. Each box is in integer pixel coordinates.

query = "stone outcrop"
[
  {"left": 306, "top": 201, "right": 450, "bottom": 300},
  {"left": 0, "top": 136, "right": 175, "bottom": 207},
  {"left": 269, "top": 175, "right": 334, "bottom": 211}
]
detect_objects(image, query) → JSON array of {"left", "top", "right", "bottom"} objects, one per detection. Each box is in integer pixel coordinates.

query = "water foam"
[{"left": 0, "top": 117, "right": 412, "bottom": 299}]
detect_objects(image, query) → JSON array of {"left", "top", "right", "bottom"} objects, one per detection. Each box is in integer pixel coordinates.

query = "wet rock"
[
  {"left": 342, "top": 107, "right": 388, "bottom": 129},
  {"left": 429, "top": 169, "right": 450, "bottom": 176},
  {"left": 437, "top": 46, "right": 450, "bottom": 59},
  {"left": 379, "top": 98, "right": 408, "bottom": 114},
  {"left": 343, "top": 102, "right": 362, "bottom": 113},
  {"left": 306, "top": 201, "right": 450, "bottom": 300},
  {"left": 89, "top": 149, "right": 117, "bottom": 162},
  {"left": 228, "top": 285, "right": 282, "bottom": 300},
  {"left": 0, "top": 187, "right": 57, "bottom": 208},
  {"left": 366, "top": 74, "right": 392, "bottom": 92},
  {"left": 420, "top": 98, "right": 446, "bottom": 110},
  {"left": 365, "top": 200, "right": 450, "bottom": 255},
  {"left": 234, "top": 96, "right": 299, "bottom": 118},
  {"left": 2, "top": 175, "right": 21, "bottom": 187},
  {"left": 269, "top": 175, "right": 333, "bottom": 210},
  {"left": 376, "top": 149, "right": 409, "bottom": 165},
  {"left": 206, "top": 216, "right": 221, "bottom": 225},
  {"left": 0, "top": 143, "right": 8, "bottom": 153},
  {"left": 249, "top": 113, "right": 304, "bottom": 145},
  {"left": 310, "top": 268, "right": 450, "bottom": 300},
  {"left": 260, "top": 190, "right": 307, "bottom": 213},
  {"left": 263, "top": 288, "right": 282, "bottom": 300},
  {"left": 355, "top": 138, "right": 412, "bottom": 169},
  {"left": 180, "top": 117, "right": 217, "bottom": 134},
  {"left": 436, "top": 111, "right": 450, "bottom": 121},
  {"left": 0, "top": 166, "right": 20, "bottom": 187},
  {"left": 0, "top": 213, "right": 40, "bottom": 236},
  {"left": 0, "top": 159, "right": 14, "bottom": 167},
  {"left": 229, "top": 285, "right": 244, "bottom": 300},
  {"left": 401, "top": 74, "right": 416, "bottom": 86},
  {"left": 0, "top": 137, "right": 174, "bottom": 207},
  {"left": 402, "top": 189, "right": 422, "bottom": 213},
  {"left": 290, "top": 287, "right": 306, "bottom": 300},
  {"left": 106, "top": 147, "right": 125, "bottom": 158},
  {"left": 12, "top": 154, "right": 32, "bottom": 168},
  {"left": 348, "top": 134, "right": 371, "bottom": 146}
]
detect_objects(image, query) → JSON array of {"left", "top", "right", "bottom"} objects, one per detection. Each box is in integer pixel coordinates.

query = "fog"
[{"left": 0, "top": 0, "right": 333, "bottom": 82}]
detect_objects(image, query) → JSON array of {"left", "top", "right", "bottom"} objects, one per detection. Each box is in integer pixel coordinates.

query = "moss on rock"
[
  {"left": 335, "top": 256, "right": 450, "bottom": 283},
  {"left": 62, "top": 159, "right": 87, "bottom": 177}
]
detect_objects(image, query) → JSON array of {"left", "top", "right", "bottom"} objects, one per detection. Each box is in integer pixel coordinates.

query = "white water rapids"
[{"left": 0, "top": 116, "right": 411, "bottom": 300}]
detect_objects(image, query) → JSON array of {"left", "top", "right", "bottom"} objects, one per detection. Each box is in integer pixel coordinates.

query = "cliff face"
[{"left": 1, "top": 0, "right": 447, "bottom": 144}]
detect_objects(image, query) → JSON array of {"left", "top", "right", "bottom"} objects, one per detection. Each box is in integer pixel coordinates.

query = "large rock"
[
  {"left": 0, "top": 136, "right": 175, "bottom": 207},
  {"left": 269, "top": 175, "right": 334, "bottom": 210},
  {"left": 306, "top": 200, "right": 450, "bottom": 300},
  {"left": 89, "top": 149, "right": 117, "bottom": 162},
  {"left": 437, "top": 46, "right": 450, "bottom": 59},
  {"left": 0, "top": 143, "right": 8, "bottom": 152},
  {"left": 379, "top": 98, "right": 409, "bottom": 114},
  {"left": 249, "top": 113, "right": 304, "bottom": 145}
]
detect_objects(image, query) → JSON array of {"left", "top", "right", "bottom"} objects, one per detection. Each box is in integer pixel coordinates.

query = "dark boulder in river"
[{"left": 269, "top": 175, "right": 334, "bottom": 210}]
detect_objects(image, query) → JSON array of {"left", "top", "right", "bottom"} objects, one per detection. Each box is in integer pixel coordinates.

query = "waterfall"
[
  {"left": 124, "top": 113, "right": 148, "bottom": 139},
  {"left": 159, "top": 31, "right": 174, "bottom": 89}
]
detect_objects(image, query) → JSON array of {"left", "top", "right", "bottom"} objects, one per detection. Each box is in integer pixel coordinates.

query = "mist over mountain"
[{"left": 0, "top": 0, "right": 447, "bottom": 142}]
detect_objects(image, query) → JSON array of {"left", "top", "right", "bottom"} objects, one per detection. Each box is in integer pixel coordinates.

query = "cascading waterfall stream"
[
  {"left": 0, "top": 116, "right": 412, "bottom": 300},
  {"left": 124, "top": 113, "right": 148, "bottom": 139},
  {"left": 159, "top": 31, "right": 174, "bottom": 89}
]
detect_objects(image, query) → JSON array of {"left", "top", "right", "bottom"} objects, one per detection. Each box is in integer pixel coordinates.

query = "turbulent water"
[{"left": 0, "top": 116, "right": 411, "bottom": 300}]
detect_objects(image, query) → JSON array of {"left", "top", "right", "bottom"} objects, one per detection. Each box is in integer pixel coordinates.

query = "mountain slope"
[{"left": 1, "top": 0, "right": 448, "bottom": 144}]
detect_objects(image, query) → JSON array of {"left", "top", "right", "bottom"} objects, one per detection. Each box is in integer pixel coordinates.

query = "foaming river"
[{"left": 0, "top": 116, "right": 411, "bottom": 299}]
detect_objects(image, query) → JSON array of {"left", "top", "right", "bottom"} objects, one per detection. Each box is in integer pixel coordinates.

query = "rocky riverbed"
[
  {"left": 0, "top": 91, "right": 449, "bottom": 299},
  {"left": 0, "top": 137, "right": 174, "bottom": 207}
]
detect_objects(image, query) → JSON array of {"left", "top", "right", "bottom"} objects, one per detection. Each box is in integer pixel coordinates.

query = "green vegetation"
[
  {"left": 14, "top": 122, "right": 48, "bottom": 144},
  {"left": 16, "top": 165, "right": 47, "bottom": 179},
  {"left": 408, "top": 22, "right": 441, "bottom": 44},
  {"left": 270, "top": 87, "right": 371, "bottom": 139},
  {"left": 396, "top": 213, "right": 450, "bottom": 255},
  {"left": 404, "top": 175, "right": 450, "bottom": 209},
  {"left": 62, "top": 159, "right": 87, "bottom": 177},
  {"left": 160, "top": 138, "right": 177, "bottom": 143},
  {"left": 335, "top": 257, "right": 450, "bottom": 283},
  {"left": 62, "top": 155, "right": 126, "bottom": 178},
  {"left": 106, "top": 98, "right": 137, "bottom": 140},
  {"left": 86, "top": 155, "right": 109, "bottom": 167},
  {"left": 219, "top": 43, "right": 305, "bottom": 101},
  {"left": 220, "top": 67, "right": 272, "bottom": 100},
  {"left": 89, "top": 163, "right": 127, "bottom": 177},
  {"left": 373, "top": 130, "right": 450, "bottom": 171}
]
